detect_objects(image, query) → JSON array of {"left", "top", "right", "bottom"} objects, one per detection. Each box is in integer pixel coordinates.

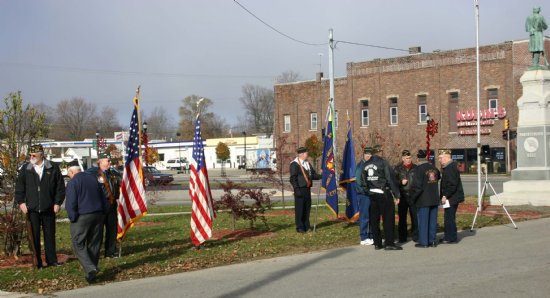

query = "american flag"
[
  {"left": 189, "top": 115, "right": 215, "bottom": 246},
  {"left": 117, "top": 97, "right": 148, "bottom": 240}
]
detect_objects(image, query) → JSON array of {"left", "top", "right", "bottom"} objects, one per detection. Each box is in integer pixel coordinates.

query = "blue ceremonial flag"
[
  {"left": 339, "top": 119, "right": 360, "bottom": 222},
  {"left": 322, "top": 106, "right": 338, "bottom": 217}
]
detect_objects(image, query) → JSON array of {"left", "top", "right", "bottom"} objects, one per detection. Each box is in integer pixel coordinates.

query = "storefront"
[{"left": 450, "top": 147, "right": 506, "bottom": 174}]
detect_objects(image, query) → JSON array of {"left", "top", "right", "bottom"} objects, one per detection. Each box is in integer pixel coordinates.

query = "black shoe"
[
  {"left": 297, "top": 229, "right": 306, "bottom": 233},
  {"left": 106, "top": 254, "right": 119, "bottom": 259},
  {"left": 397, "top": 240, "right": 407, "bottom": 244},
  {"left": 374, "top": 244, "right": 384, "bottom": 250},
  {"left": 85, "top": 269, "right": 98, "bottom": 283},
  {"left": 384, "top": 245, "right": 403, "bottom": 251},
  {"left": 429, "top": 242, "right": 437, "bottom": 247},
  {"left": 47, "top": 262, "right": 62, "bottom": 267},
  {"left": 439, "top": 239, "right": 457, "bottom": 244},
  {"left": 415, "top": 244, "right": 428, "bottom": 248}
]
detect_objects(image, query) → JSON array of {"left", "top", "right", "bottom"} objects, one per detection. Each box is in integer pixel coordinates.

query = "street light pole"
[
  {"left": 176, "top": 132, "right": 182, "bottom": 174},
  {"left": 142, "top": 121, "right": 148, "bottom": 166},
  {"left": 425, "top": 113, "right": 439, "bottom": 162},
  {"left": 243, "top": 131, "right": 247, "bottom": 170}
]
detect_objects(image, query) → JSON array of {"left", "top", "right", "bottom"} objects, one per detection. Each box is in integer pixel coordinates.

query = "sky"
[{"left": 0, "top": 0, "right": 545, "bottom": 131}]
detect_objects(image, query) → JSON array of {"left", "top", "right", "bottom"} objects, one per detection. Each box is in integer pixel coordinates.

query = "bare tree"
[
  {"left": 144, "top": 106, "right": 172, "bottom": 140},
  {"left": 49, "top": 97, "right": 98, "bottom": 140},
  {"left": 178, "top": 95, "right": 228, "bottom": 139},
  {"left": 275, "top": 70, "right": 302, "bottom": 84},
  {"left": 96, "top": 106, "right": 122, "bottom": 138},
  {"left": 239, "top": 84, "right": 274, "bottom": 136}
]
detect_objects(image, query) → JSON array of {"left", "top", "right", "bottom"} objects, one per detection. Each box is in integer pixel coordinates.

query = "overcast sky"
[{"left": 0, "top": 0, "right": 545, "bottom": 130}]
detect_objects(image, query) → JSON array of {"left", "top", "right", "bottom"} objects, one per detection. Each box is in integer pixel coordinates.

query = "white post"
[{"left": 475, "top": 0, "right": 482, "bottom": 207}]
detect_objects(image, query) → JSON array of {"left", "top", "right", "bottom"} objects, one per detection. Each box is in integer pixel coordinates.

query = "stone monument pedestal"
[{"left": 491, "top": 69, "right": 550, "bottom": 206}]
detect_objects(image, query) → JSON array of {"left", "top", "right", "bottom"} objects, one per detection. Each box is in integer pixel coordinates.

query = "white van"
[{"left": 166, "top": 158, "right": 189, "bottom": 170}]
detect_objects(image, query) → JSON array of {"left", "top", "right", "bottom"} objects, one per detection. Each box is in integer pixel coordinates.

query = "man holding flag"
[
  {"left": 290, "top": 147, "right": 321, "bottom": 233},
  {"left": 355, "top": 148, "right": 374, "bottom": 246}
]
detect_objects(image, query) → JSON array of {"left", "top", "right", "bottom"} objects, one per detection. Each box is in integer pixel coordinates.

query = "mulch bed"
[{"left": 0, "top": 253, "right": 74, "bottom": 269}]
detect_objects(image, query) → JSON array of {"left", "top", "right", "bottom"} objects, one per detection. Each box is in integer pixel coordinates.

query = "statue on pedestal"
[{"left": 526, "top": 7, "right": 548, "bottom": 69}]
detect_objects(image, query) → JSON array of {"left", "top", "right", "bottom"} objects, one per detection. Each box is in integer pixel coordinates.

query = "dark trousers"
[
  {"left": 417, "top": 206, "right": 438, "bottom": 246},
  {"left": 294, "top": 187, "right": 312, "bottom": 232},
  {"left": 369, "top": 192, "right": 396, "bottom": 246},
  {"left": 104, "top": 203, "right": 118, "bottom": 257},
  {"left": 443, "top": 204, "right": 459, "bottom": 242},
  {"left": 398, "top": 196, "right": 417, "bottom": 242},
  {"left": 70, "top": 213, "right": 105, "bottom": 275},
  {"left": 358, "top": 194, "right": 372, "bottom": 241},
  {"left": 28, "top": 210, "right": 57, "bottom": 267}
]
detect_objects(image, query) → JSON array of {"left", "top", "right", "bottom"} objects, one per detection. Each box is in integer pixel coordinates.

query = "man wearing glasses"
[
  {"left": 87, "top": 152, "right": 121, "bottom": 258},
  {"left": 15, "top": 144, "right": 66, "bottom": 268}
]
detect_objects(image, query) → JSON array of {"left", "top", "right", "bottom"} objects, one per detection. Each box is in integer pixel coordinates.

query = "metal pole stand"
[
  {"left": 470, "top": 166, "right": 517, "bottom": 231},
  {"left": 313, "top": 181, "right": 322, "bottom": 232}
]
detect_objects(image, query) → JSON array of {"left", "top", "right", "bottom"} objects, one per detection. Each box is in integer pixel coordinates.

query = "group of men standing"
[
  {"left": 289, "top": 145, "right": 464, "bottom": 250},
  {"left": 15, "top": 145, "right": 121, "bottom": 282}
]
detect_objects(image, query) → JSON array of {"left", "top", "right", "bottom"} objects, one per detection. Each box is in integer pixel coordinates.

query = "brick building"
[{"left": 274, "top": 38, "right": 550, "bottom": 174}]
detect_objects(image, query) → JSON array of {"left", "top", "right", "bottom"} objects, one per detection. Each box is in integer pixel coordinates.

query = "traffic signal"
[
  {"left": 502, "top": 130, "right": 509, "bottom": 140},
  {"left": 504, "top": 119, "right": 509, "bottom": 130},
  {"left": 509, "top": 130, "right": 517, "bottom": 140}
]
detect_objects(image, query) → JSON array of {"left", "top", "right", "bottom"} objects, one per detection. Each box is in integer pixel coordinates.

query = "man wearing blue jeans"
[
  {"left": 356, "top": 148, "right": 373, "bottom": 245},
  {"left": 438, "top": 149, "right": 464, "bottom": 244}
]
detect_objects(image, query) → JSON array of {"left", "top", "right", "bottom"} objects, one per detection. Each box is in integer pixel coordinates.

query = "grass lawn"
[{"left": 1, "top": 198, "right": 549, "bottom": 294}]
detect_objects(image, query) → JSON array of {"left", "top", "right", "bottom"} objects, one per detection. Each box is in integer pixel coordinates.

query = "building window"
[
  {"left": 389, "top": 97, "right": 398, "bottom": 125},
  {"left": 158, "top": 153, "right": 165, "bottom": 161},
  {"left": 283, "top": 115, "right": 291, "bottom": 132},
  {"left": 418, "top": 95, "right": 427, "bottom": 123},
  {"left": 448, "top": 91, "right": 459, "bottom": 132},
  {"left": 488, "top": 88, "right": 498, "bottom": 110},
  {"left": 361, "top": 109, "right": 369, "bottom": 127},
  {"left": 310, "top": 112, "right": 318, "bottom": 130}
]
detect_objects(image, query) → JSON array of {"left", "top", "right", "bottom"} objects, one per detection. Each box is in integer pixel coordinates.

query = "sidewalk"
[{"left": 48, "top": 217, "right": 549, "bottom": 298}]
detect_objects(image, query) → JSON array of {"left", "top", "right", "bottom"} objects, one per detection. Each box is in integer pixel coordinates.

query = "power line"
[
  {"left": 0, "top": 62, "right": 275, "bottom": 79},
  {"left": 335, "top": 40, "right": 410, "bottom": 53},
  {"left": 233, "top": 0, "right": 327, "bottom": 47}
]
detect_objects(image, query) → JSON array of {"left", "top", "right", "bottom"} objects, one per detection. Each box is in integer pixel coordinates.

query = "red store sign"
[
  {"left": 456, "top": 107, "right": 506, "bottom": 121},
  {"left": 456, "top": 107, "right": 506, "bottom": 136}
]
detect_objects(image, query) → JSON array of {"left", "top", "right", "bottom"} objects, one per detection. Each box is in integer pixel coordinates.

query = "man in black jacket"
[
  {"left": 394, "top": 150, "right": 417, "bottom": 243},
  {"left": 289, "top": 147, "right": 321, "bottom": 233},
  {"left": 438, "top": 149, "right": 465, "bottom": 244},
  {"left": 410, "top": 150, "right": 440, "bottom": 248},
  {"left": 86, "top": 152, "right": 121, "bottom": 258},
  {"left": 65, "top": 160, "right": 108, "bottom": 283},
  {"left": 362, "top": 147, "right": 402, "bottom": 250},
  {"left": 15, "top": 144, "right": 66, "bottom": 268}
]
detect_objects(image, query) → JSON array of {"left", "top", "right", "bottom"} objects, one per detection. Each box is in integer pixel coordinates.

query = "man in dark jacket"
[
  {"left": 290, "top": 146, "right": 321, "bottom": 233},
  {"left": 355, "top": 148, "right": 373, "bottom": 246},
  {"left": 362, "top": 147, "right": 402, "bottom": 250},
  {"left": 394, "top": 150, "right": 417, "bottom": 243},
  {"left": 411, "top": 150, "right": 440, "bottom": 248},
  {"left": 86, "top": 152, "right": 121, "bottom": 258},
  {"left": 15, "top": 144, "right": 65, "bottom": 268},
  {"left": 438, "top": 149, "right": 465, "bottom": 244},
  {"left": 65, "top": 160, "right": 108, "bottom": 283}
]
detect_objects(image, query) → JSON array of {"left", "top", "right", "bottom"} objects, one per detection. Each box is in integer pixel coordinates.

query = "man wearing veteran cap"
[
  {"left": 361, "top": 146, "right": 402, "bottom": 250},
  {"left": 15, "top": 144, "right": 66, "bottom": 268},
  {"left": 394, "top": 149, "right": 418, "bottom": 243},
  {"left": 65, "top": 159, "right": 108, "bottom": 283},
  {"left": 290, "top": 146, "right": 321, "bottom": 233},
  {"left": 87, "top": 151, "right": 122, "bottom": 258},
  {"left": 438, "top": 148, "right": 464, "bottom": 244},
  {"left": 410, "top": 150, "right": 440, "bottom": 248}
]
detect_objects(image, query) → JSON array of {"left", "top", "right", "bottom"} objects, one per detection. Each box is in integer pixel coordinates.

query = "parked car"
[
  {"left": 166, "top": 158, "right": 189, "bottom": 171},
  {"left": 143, "top": 166, "right": 174, "bottom": 186}
]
